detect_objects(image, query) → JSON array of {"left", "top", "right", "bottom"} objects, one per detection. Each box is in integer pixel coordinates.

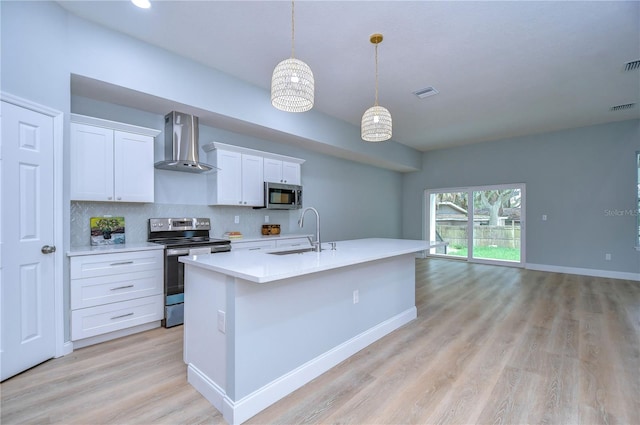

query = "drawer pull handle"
[
  {"left": 110, "top": 312, "right": 134, "bottom": 320},
  {"left": 110, "top": 261, "right": 134, "bottom": 266},
  {"left": 110, "top": 284, "right": 134, "bottom": 291},
  {"left": 249, "top": 247, "right": 261, "bottom": 251}
]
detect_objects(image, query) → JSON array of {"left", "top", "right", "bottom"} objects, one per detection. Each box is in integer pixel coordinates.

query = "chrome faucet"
[{"left": 298, "top": 207, "right": 321, "bottom": 252}]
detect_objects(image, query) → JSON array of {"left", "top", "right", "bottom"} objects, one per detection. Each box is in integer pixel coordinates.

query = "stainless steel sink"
[{"left": 267, "top": 247, "right": 316, "bottom": 255}]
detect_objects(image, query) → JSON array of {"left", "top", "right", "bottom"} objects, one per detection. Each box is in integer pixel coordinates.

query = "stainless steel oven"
[{"left": 148, "top": 218, "right": 231, "bottom": 327}]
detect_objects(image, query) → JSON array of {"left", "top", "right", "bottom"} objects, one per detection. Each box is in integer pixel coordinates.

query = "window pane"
[
  {"left": 431, "top": 191, "right": 468, "bottom": 257},
  {"left": 472, "top": 188, "right": 521, "bottom": 262}
]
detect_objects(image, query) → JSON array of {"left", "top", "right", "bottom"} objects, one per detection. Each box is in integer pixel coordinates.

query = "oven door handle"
[{"left": 166, "top": 248, "right": 192, "bottom": 256}]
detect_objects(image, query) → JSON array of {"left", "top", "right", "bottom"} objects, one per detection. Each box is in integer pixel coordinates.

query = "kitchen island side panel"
[
  {"left": 230, "top": 254, "right": 416, "bottom": 400},
  {"left": 183, "top": 266, "right": 228, "bottom": 391}
]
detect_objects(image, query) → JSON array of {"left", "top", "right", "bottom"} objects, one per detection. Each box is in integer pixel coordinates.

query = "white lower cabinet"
[
  {"left": 70, "top": 250, "right": 163, "bottom": 343},
  {"left": 275, "top": 237, "right": 311, "bottom": 248},
  {"left": 231, "top": 240, "right": 276, "bottom": 251},
  {"left": 71, "top": 295, "right": 163, "bottom": 341},
  {"left": 231, "top": 236, "right": 312, "bottom": 251}
]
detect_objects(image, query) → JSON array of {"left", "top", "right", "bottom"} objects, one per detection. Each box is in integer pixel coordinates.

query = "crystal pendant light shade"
[
  {"left": 271, "top": 0, "right": 314, "bottom": 113},
  {"left": 361, "top": 33, "right": 392, "bottom": 142},
  {"left": 361, "top": 105, "right": 393, "bottom": 142},
  {"left": 271, "top": 58, "right": 315, "bottom": 112}
]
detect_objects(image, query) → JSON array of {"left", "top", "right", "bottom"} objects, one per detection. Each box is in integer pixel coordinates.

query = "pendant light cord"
[
  {"left": 374, "top": 42, "right": 379, "bottom": 106},
  {"left": 291, "top": 0, "right": 295, "bottom": 58}
]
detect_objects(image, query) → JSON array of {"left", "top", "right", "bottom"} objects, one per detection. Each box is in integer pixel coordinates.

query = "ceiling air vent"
[
  {"left": 413, "top": 86, "right": 439, "bottom": 99},
  {"left": 624, "top": 60, "right": 640, "bottom": 71},
  {"left": 610, "top": 103, "right": 636, "bottom": 112}
]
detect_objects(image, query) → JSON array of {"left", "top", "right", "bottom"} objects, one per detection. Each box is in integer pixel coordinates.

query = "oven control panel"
[{"left": 149, "top": 217, "right": 211, "bottom": 232}]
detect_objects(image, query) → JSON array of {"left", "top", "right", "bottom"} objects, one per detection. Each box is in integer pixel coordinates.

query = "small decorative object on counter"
[
  {"left": 262, "top": 224, "right": 281, "bottom": 235},
  {"left": 224, "top": 231, "right": 243, "bottom": 240},
  {"left": 90, "top": 216, "right": 125, "bottom": 245}
]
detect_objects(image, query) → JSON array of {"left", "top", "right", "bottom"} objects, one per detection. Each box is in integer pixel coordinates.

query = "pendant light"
[
  {"left": 361, "top": 33, "right": 392, "bottom": 142},
  {"left": 271, "top": 0, "right": 314, "bottom": 113}
]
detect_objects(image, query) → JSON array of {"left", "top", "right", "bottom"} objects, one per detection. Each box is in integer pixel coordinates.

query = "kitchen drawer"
[
  {"left": 231, "top": 240, "right": 276, "bottom": 251},
  {"left": 71, "top": 250, "right": 163, "bottom": 279},
  {"left": 71, "top": 294, "right": 163, "bottom": 341},
  {"left": 71, "top": 269, "right": 163, "bottom": 310},
  {"left": 275, "top": 237, "right": 311, "bottom": 248}
]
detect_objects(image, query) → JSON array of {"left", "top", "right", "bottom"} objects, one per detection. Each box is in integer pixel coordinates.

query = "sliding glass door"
[
  {"left": 426, "top": 190, "right": 469, "bottom": 258},
  {"left": 426, "top": 184, "right": 525, "bottom": 267}
]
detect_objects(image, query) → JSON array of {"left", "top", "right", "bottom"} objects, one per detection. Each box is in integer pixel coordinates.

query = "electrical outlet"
[
  {"left": 234, "top": 215, "right": 239, "bottom": 224},
  {"left": 605, "top": 253, "right": 611, "bottom": 261},
  {"left": 353, "top": 289, "right": 359, "bottom": 304},
  {"left": 217, "top": 310, "right": 226, "bottom": 333},
  {"left": 265, "top": 215, "right": 269, "bottom": 223},
  {"left": 542, "top": 214, "right": 547, "bottom": 221}
]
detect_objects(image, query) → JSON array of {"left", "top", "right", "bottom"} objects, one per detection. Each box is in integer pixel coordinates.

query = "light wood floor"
[{"left": 2, "top": 259, "right": 639, "bottom": 424}]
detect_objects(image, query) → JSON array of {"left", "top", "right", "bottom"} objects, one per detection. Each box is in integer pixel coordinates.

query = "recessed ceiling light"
[
  {"left": 413, "top": 86, "right": 439, "bottom": 99},
  {"left": 132, "top": 0, "right": 151, "bottom": 9}
]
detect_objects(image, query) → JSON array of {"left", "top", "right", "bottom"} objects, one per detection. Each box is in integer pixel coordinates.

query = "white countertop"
[
  {"left": 67, "top": 242, "right": 164, "bottom": 257},
  {"left": 180, "top": 238, "right": 446, "bottom": 283}
]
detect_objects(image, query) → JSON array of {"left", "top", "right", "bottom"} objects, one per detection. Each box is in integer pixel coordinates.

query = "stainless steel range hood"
[{"left": 154, "top": 111, "right": 216, "bottom": 173}]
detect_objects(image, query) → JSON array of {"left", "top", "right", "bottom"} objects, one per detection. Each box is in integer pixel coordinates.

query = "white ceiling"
[{"left": 58, "top": 0, "right": 640, "bottom": 152}]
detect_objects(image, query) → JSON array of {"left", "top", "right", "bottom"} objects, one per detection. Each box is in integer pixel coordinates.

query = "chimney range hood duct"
[{"left": 154, "top": 111, "right": 215, "bottom": 173}]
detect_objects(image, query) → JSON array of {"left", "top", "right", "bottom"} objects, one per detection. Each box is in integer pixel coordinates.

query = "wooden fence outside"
[{"left": 437, "top": 224, "right": 521, "bottom": 249}]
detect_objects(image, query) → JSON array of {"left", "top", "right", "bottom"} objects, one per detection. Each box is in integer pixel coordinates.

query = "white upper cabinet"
[
  {"left": 205, "top": 142, "right": 304, "bottom": 207},
  {"left": 211, "top": 149, "right": 242, "bottom": 205},
  {"left": 264, "top": 158, "right": 301, "bottom": 185},
  {"left": 207, "top": 148, "right": 264, "bottom": 206},
  {"left": 70, "top": 115, "right": 160, "bottom": 203},
  {"left": 70, "top": 123, "right": 114, "bottom": 201},
  {"left": 241, "top": 154, "right": 265, "bottom": 206}
]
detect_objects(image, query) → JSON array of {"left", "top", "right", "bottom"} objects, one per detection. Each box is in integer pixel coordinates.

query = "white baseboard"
[
  {"left": 526, "top": 263, "right": 640, "bottom": 281},
  {"left": 188, "top": 307, "right": 417, "bottom": 425}
]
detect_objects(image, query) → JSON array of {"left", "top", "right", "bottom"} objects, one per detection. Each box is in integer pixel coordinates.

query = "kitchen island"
[{"left": 180, "top": 238, "right": 445, "bottom": 424}]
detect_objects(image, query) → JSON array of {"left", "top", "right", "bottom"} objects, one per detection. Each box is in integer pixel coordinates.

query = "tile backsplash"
[{"left": 70, "top": 202, "right": 302, "bottom": 247}]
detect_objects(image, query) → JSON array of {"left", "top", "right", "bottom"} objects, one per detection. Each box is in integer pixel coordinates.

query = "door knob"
[{"left": 41, "top": 245, "right": 56, "bottom": 254}]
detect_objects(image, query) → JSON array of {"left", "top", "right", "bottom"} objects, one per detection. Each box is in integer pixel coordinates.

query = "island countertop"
[{"left": 179, "top": 238, "right": 445, "bottom": 283}]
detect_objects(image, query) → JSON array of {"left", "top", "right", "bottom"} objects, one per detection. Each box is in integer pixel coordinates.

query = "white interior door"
[{"left": 1, "top": 101, "right": 56, "bottom": 381}]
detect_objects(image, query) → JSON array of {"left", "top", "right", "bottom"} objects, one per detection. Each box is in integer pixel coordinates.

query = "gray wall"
[
  {"left": 403, "top": 119, "right": 640, "bottom": 274},
  {"left": 2, "top": 1, "right": 402, "bottom": 343},
  {"left": 71, "top": 95, "right": 403, "bottom": 243},
  {"left": 3, "top": 1, "right": 638, "bottom": 347}
]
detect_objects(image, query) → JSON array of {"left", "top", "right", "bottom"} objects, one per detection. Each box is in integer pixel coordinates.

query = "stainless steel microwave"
[{"left": 264, "top": 182, "right": 302, "bottom": 209}]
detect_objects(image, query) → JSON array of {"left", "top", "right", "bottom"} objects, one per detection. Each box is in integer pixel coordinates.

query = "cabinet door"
[
  {"left": 241, "top": 154, "right": 265, "bottom": 206},
  {"left": 114, "top": 131, "right": 155, "bottom": 202},
  {"left": 70, "top": 123, "right": 114, "bottom": 201},
  {"left": 211, "top": 149, "right": 242, "bottom": 205},
  {"left": 275, "top": 237, "right": 311, "bottom": 248},
  {"left": 281, "top": 161, "right": 301, "bottom": 185},
  {"left": 263, "top": 158, "right": 283, "bottom": 183},
  {"left": 231, "top": 240, "right": 275, "bottom": 251}
]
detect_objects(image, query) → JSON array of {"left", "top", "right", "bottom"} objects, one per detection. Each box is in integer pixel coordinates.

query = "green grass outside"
[{"left": 446, "top": 245, "right": 521, "bottom": 262}]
